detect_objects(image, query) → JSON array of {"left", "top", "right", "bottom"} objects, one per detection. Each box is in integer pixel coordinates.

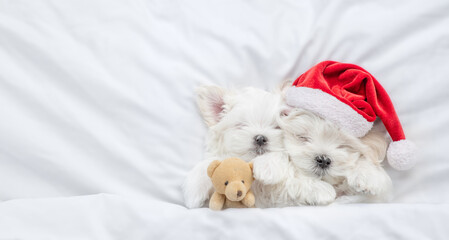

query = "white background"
[{"left": 0, "top": 0, "right": 448, "bottom": 239}]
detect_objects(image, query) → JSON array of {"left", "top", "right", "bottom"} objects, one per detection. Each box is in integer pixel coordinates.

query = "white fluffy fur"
[
  {"left": 183, "top": 85, "right": 285, "bottom": 209},
  {"left": 252, "top": 150, "right": 337, "bottom": 207},
  {"left": 184, "top": 84, "right": 393, "bottom": 208},
  {"left": 279, "top": 108, "right": 393, "bottom": 203},
  {"left": 252, "top": 151, "right": 320, "bottom": 207},
  {"left": 286, "top": 87, "right": 373, "bottom": 138}
]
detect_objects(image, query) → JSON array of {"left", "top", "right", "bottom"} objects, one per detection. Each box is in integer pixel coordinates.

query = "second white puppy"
[
  {"left": 281, "top": 108, "right": 392, "bottom": 202},
  {"left": 253, "top": 108, "right": 392, "bottom": 207}
]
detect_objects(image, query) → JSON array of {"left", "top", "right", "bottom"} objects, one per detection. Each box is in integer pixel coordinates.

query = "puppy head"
[
  {"left": 196, "top": 85, "right": 285, "bottom": 160},
  {"left": 281, "top": 108, "right": 386, "bottom": 180}
]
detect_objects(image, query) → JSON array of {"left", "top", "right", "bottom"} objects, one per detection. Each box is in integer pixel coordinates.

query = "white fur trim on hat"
[
  {"left": 387, "top": 140, "right": 416, "bottom": 171},
  {"left": 286, "top": 87, "right": 373, "bottom": 137}
]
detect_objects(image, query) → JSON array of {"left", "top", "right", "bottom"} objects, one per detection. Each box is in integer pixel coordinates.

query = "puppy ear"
[
  {"left": 280, "top": 106, "right": 294, "bottom": 117},
  {"left": 361, "top": 121, "right": 388, "bottom": 163},
  {"left": 207, "top": 160, "right": 221, "bottom": 178},
  {"left": 278, "top": 107, "right": 308, "bottom": 132},
  {"left": 275, "top": 79, "right": 293, "bottom": 95},
  {"left": 196, "top": 85, "right": 229, "bottom": 127}
]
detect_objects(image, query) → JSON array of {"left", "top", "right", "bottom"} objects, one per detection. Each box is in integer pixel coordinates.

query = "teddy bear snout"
[{"left": 225, "top": 181, "right": 247, "bottom": 202}]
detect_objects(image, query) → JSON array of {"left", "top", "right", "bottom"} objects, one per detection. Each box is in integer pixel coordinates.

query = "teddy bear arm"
[
  {"left": 241, "top": 190, "right": 255, "bottom": 207},
  {"left": 209, "top": 192, "right": 226, "bottom": 210}
]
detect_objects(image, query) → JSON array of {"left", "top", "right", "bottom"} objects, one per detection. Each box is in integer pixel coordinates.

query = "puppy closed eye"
[
  {"left": 234, "top": 123, "right": 247, "bottom": 129},
  {"left": 295, "top": 135, "right": 310, "bottom": 142},
  {"left": 337, "top": 144, "right": 352, "bottom": 149}
]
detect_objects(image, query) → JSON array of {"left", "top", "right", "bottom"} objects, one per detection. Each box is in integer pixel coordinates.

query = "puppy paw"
[
  {"left": 286, "top": 178, "right": 336, "bottom": 205},
  {"left": 346, "top": 167, "right": 392, "bottom": 196},
  {"left": 252, "top": 152, "right": 288, "bottom": 185},
  {"left": 304, "top": 180, "right": 336, "bottom": 205},
  {"left": 183, "top": 162, "right": 213, "bottom": 208},
  {"left": 184, "top": 191, "right": 209, "bottom": 209}
]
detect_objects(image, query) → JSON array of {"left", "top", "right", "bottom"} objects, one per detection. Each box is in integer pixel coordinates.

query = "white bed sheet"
[{"left": 1, "top": 0, "right": 449, "bottom": 239}]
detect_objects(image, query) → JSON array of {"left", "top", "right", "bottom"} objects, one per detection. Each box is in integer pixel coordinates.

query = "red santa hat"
[{"left": 285, "top": 61, "right": 416, "bottom": 171}]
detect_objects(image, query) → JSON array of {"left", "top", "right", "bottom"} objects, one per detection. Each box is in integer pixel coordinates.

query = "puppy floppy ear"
[
  {"left": 278, "top": 107, "right": 309, "bottom": 133},
  {"left": 275, "top": 79, "right": 293, "bottom": 95},
  {"left": 361, "top": 121, "right": 388, "bottom": 164},
  {"left": 280, "top": 106, "right": 293, "bottom": 117},
  {"left": 207, "top": 160, "right": 221, "bottom": 178}
]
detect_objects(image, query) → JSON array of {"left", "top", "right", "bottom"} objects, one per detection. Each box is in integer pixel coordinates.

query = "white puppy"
[
  {"left": 280, "top": 108, "right": 392, "bottom": 203},
  {"left": 251, "top": 83, "right": 337, "bottom": 208},
  {"left": 183, "top": 85, "right": 285, "bottom": 209},
  {"left": 252, "top": 113, "right": 337, "bottom": 208}
]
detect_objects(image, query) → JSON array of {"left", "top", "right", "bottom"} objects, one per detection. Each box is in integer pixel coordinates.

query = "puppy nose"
[
  {"left": 254, "top": 135, "right": 267, "bottom": 146},
  {"left": 237, "top": 190, "right": 242, "bottom": 197},
  {"left": 315, "top": 155, "right": 331, "bottom": 169}
]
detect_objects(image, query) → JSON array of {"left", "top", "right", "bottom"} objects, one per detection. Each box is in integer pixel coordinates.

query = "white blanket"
[{"left": 1, "top": 0, "right": 448, "bottom": 239}]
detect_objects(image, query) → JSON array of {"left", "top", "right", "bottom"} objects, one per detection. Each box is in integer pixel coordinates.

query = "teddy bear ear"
[
  {"left": 248, "top": 162, "right": 253, "bottom": 171},
  {"left": 207, "top": 160, "right": 221, "bottom": 178}
]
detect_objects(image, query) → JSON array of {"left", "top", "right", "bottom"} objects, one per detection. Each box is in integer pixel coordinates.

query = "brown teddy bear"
[{"left": 207, "top": 157, "right": 255, "bottom": 210}]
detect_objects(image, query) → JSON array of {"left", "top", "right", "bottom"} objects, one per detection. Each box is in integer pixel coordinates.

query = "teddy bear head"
[{"left": 207, "top": 157, "right": 254, "bottom": 202}]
